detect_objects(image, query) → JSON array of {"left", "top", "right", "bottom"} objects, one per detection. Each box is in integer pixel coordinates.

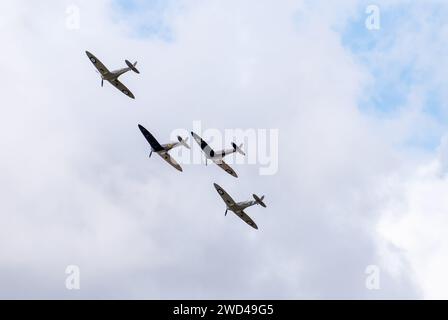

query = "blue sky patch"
[
  {"left": 342, "top": 2, "right": 448, "bottom": 150},
  {"left": 111, "top": 0, "right": 176, "bottom": 41}
]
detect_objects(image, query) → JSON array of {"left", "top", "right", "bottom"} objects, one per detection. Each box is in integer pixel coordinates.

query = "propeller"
[
  {"left": 95, "top": 70, "right": 104, "bottom": 87},
  {"left": 149, "top": 151, "right": 153, "bottom": 158},
  {"left": 225, "top": 209, "right": 228, "bottom": 216}
]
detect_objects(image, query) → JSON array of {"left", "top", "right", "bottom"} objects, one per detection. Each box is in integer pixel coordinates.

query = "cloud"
[
  {"left": 0, "top": 0, "right": 428, "bottom": 299},
  {"left": 343, "top": 0, "right": 448, "bottom": 147},
  {"left": 339, "top": 1, "right": 448, "bottom": 299},
  {"left": 379, "top": 136, "right": 448, "bottom": 299}
]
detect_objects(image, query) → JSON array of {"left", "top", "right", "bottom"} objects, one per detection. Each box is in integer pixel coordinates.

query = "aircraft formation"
[{"left": 86, "top": 51, "right": 267, "bottom": 230}]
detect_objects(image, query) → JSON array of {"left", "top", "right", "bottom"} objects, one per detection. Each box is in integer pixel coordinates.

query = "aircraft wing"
[
  {"left": 214, "top": 183, "right": 237, "bottom": 207},
  {"left": 158, "top": 152, "right": 183, "bottom": 172},
  {"left": 86, "top": 51, "right": 110, "bottom": 75},
  {"left": 138, "top": 125, "right": 165, "bottom": 152},
  {"left": 213, "top": 159, "right": 238, "bottom": 178},
  {"left": 214, "top": 183, "right": 258, "bottom": 230},
  {"left": 191, "top": 132, "right": 215, "bottom": 158},
  {"left": 234, "top": 210, "right": 258, "bottom": 230},
  {"left": 110, "top": 79, "right": 135, "bottom": 99}
]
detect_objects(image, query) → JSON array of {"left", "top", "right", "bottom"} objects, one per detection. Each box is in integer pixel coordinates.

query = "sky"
[{"left": 1, "top": 0, "right": 448, "bottom": 299}]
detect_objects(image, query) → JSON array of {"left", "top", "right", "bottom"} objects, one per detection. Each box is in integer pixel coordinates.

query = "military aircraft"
[
  {"left": 138, "top": 124, "right": 190, "bottom": 172},
  {"left": 191, "top": 132, "right": 245, "bottom": 178},
  {"left": 213, "top": 183, "right": 266, "bottom": 230},
  {"left": 86, "top": 51, "right": 139, "bottom": 99}
]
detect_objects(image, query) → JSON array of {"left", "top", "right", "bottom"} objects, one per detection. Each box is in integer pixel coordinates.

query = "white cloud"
[
  {"left": 340, "top": 1, "right": 448, "bottom": 299},
  {"left": 379, "top": 137, "right": 448, "bottom": 299},
  {"left": 0, "top": 0, "right": 431, "bottom": 299}
]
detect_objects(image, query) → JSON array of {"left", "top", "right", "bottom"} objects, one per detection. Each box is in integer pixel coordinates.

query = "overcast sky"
[{"left": 1, "top": 0, "right": 448, "bottom": 299}]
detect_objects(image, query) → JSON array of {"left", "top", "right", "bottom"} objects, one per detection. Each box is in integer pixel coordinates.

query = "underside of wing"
[
  {"left": 214, "top": 183, "right": 236, "bottom": 207},
  {"left": 138, "top": 125, "right": 165, "bottom": 152},
  {"left": 158, "top": 152, "right": 183, "bottom": 172},
  {"left": 213, "top": 159, "right": 238, "bottom": 178},
  {"left": 191, "top": 132, "right": 215, "bottom": 158},
  {"left": 86, "top": 51, "right": 110, "bottom": 75},
  {"left": 234, "top": 210, "right": 258, "bottom": 230},
  {"left": 110, "top": 79, "right": 135, "bottom": 99}
]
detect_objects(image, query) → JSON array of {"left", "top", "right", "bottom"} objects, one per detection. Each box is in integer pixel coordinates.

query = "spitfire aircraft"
[
  {"left": 191, "top": 132, "right": 245, "bottom": 178},
  {"left": 139, "top": 124, "right": 190, "bottom": 172},
  {"left": 214, "top": 183, "right": 266, "bottom": 230},
  {"left": 86, "top": 51, "right": 140, "bottom": 99}
]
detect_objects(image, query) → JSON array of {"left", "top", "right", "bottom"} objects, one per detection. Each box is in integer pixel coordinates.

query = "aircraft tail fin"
[
  {"left": 232, "top": 142, "right": 246, "bottom": 156},
  {"left": 126, "top": 60, "right": 140, "bottom": 74},
  {"left": 253, "top": 194, "right": 267, "bottom": 208},
  {"left": 177, "top": 136, "right": 190, "bottom": 149}
]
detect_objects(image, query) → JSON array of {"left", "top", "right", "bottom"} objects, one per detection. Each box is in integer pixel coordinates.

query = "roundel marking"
[{"left": 90, "top": 57, "right": 96, "bottom": 63}]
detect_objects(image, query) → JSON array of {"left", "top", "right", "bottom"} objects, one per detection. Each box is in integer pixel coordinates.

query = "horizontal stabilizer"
[
  {"left": 253, "top": 194, "right": 267, "bottom": 208},
  {"left": 232, "top": 142, "right": 246, "bottom": 156},
  {"left": 177, "top": 136, "right": 191, "bottom": 149},
  {"left": 126, "top": 60, "right": 140, "bottom": 74}
]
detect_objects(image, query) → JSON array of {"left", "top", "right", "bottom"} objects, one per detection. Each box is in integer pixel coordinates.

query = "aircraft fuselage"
[
  {"left": 229, "top": 200, "right": 256, "bottom": 212},
  {"left": 102, "top": 68, "right": 131, "bottom": 81}
]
